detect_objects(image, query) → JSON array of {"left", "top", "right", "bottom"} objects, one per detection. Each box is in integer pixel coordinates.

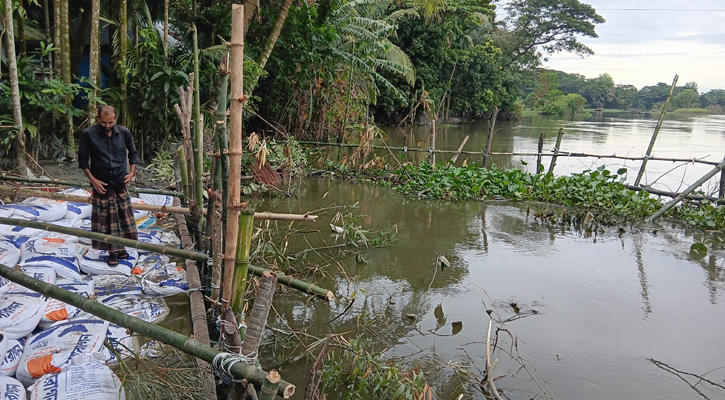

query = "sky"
[{"left": 507, "top": 0, "right": 725, "bottom": 92}]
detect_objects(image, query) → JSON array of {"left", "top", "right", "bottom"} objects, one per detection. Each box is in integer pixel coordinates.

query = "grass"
[{"left": 672, "top": 108, "right": 715, "bottom": 114}]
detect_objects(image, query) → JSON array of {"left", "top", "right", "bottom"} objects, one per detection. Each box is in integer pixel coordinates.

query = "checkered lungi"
[{"left": 91, "top": 185, "right": 138, "bottom": 251}]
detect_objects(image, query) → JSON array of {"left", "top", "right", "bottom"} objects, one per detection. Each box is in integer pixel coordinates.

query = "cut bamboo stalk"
[
  {"left": 450, "top": 135, "right": 469, "bottom": 164},
  {"left": 259, "top": 370, "right": 282, "bottom": 400},
  {"left": 231, "top": 210, "right": 255, "bottom": 317},
  {"left": 192, "top": 24, "right": 204, "bottom": 223},
  {"left": 647, "top": 158, "right": 725, "bottom": 222},
  {"left": 247, "top": 265, "right": 333, "bottom": 301},
  {"left": 0, "top": 217, "right": 207, "bottom": 261},
  {"left": 178, "top": 146, "right": 190, "bottom": 201},
  {"left": 223, "top": 4, "right": 245, "bottom": 312},
  {"left": 0, "top": 263, "right": 295, "bottom": 398},
  {"left": 210, "top": 191, "right": 224, "bottom": 303},
  {"left": 536, "top": 132, "right": 545, "bottom": 174},
  {"left": 547, "top": 127, "right": 564, "bottom": 175},
  {"left": 482, "top": 107, "right": 498, "bottom": 169},
  {"left": 635, "top": 74, "right": 679, "bottom": 186},
  {"left": 222, "top": 307, "right": 247, "bottom": 399},
  {"left": 241, "top": 270, "right": 277, "bottom": 358}
]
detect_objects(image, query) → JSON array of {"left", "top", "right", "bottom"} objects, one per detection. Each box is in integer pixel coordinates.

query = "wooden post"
[
  {"left": 548, "top": 127, "right": 564, "bottom": 175},
  {"left": 720, "top": 156, "right": 725, "bottom": 199},
  {"left": 3, "top": 0, "right": 26, "bottom": 172},
  {"left": 177, "top": 146, "right": 190, "bottom": 202},
  {"left": 222, "top": 308, "right": 246, "bottom": 399},
  {"left": 536, "top": 132, "right": 545, "bottom": 174},
  {"left": 648, "top": 158, "right": 725, "bottom": 222},
  {"left": 222, "top": 4, "right": 244, "bottom": 312},
  {"left": 428, "top": 120, "right": 436, "bottom": 165},
  {"left": 231, "top": 210, "right": 254, "bottom": 317},
  {"left": 482, "top": 106, "right": 498, "bottom": 169},
  {"left": 241, "top": 271, "right": 277, "bottom": 358},
  {"left": 192, "top": 24, "right": 204, "bottom": 224},
  {"left": 450, "top": 135, "right": 469, "bottom": 164},
  {"left": 635, "top": 74, "right": 679, "bottom": 186}
]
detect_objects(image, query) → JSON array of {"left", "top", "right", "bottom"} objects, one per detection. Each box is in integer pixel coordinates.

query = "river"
[{"left": 255, "top": 113, "right": 725, "bottom": 400}]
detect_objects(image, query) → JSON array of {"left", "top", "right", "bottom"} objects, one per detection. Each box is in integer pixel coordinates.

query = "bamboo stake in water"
[
  {"left": 0, "top": 263, "right": 295, "bottom": 398},
  {"left": 428, "top": 120, "right": 436, "bottom": 165},
  {"left": 231, "top": 210, "right": 255, "bottom": 317},
  {"left": 635, "top": 74, "right": 679, "bottom": 186},
  {"left": 482, "top": 106, "right": 498, "bottom": 169},
  {"left": 536, "top": 132, "right": 545, "bottom": 174},
  {"left": 450, "top": 135, "right": 469, "bottom": 164},
  {"left": 719, "top": 156, "right": 725, "bottom": 199},
  {"left": 548, "top": 127, "right": 564, "bottom": 175},
  {"left": 647, "top": 158, "right": 725, "bottom": 222},
  {"left": 222, "top": 4, "right": 245, "bottom": 312}
]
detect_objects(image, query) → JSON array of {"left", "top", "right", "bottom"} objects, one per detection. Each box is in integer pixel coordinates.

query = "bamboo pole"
[
  {"left": 192, "top": 24, "right": 204, "bottom": 221},
  {"left": 247, "top": 265, "right": 333, "bottom": 301},
  {"left": 259, "top": 371, "right": 282, "bottom": 400},
  {"left": 178, "top": 146, "right": 190, "bottom": 201},
  {"left": 428, "top": 120, "right": 436, "bottom": 165},
  {"left": 635, "top": 74, "right": 679, "bottom": 186},
  {"left": 482, "top": 107, "right": 498, "bottom": 169},
  {"left": 0, "top": 217, "right": 207, "bottom": 261},
  {"left": 231, "top": 210, "right": 254, "bottom": 316},
  {"left": 0, "top": 263, "right": 295, "bottom": 398},
  {"left": 647, "top": 158, "right": 725, "bottom": 222},
  {"left": 2, "top": 0, "right": 26, "bottom": 172},
  {"left": 223, "top": 4, "right": 245, "bottom": 312},
  {"left": 216, "top": 53, "right": 230, "bottom": 227},
  {"left": 548, "top": 127, "right": 564, "bottom": 175},
  {"left": 241, "top": 270, "right": 277, "bottom": 358},
  {"left": 210, "top": 191, "right": 224, "bottom": 303},
  {"left": 536, "top": 132, "right": 545, "bottom": 174},
  {"left": 450, "top": 135, "right": 469, "bottom": 164},
  {"left": 719, "top": 156, "right": 725, "bottom": 199},
  {"left": 625, "top": 184, "right": 725, "bottom": 205},
  {"left": 0, "top": 175, "right": 184, "bottom": 196},
  {"left": 222, "top": 308, "right": 247, "bottom": 399}
]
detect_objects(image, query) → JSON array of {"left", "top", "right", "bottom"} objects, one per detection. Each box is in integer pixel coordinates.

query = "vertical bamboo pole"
[
  {"left": 648, "top": 159, "right": 725, "bottom": 222},
  {"left": 222, "top": 308, "right": 247, "bottom": 399},
  {"left": 119, "top": 0, "right": 128, "bottom": 125},
  {"left": 210, "top": 192, "right": 223, "bottom": 303},
  {"left": 163, "top": 0, "right": 169, "bottom": 58},
  {"left": 178, "top": 146, "right": 190, "bottom": 201},
  {"left": 548, "top": 127, "right": 564, "bottom": 175},
  {"left": 428, "top": 120, "right": 436, "bottom": 165},
  {"left": 53, "top": 0, "right": 61, "bottom": 78},
  {"left": 60, "top": 0, "right": 73, "bottom": 156},
  {"left": 222, "top": 4, "right": 244, "bottom": 312},
  {"left": 3, "top": 0, "right": 26, "bottom": 172},
  {"left": 482, "top": 106, "right": 498, "bottom": 169},
  {"left": 634, "top": 74, "right": 679, "bottom": 186},
  {"left": 719, "top": 156, "right": 725, "bottom": 199},
  {"left": 192, "top": 24, "right": 204, "bottom": 221},
  {"left": 231, "top": 210, "right": 254, "bottom": 317},
  {"left": 216, "top": 53, "right": 230, "bottom": 195},
  {"left": 536, "top": 132, "right": 545, "bottom": 174},
  {"left": 241, "top": 270, "right": 277, "bottom": 357},
  {"left": 88, "top": 0, "right": 101, "bottom": 124}
]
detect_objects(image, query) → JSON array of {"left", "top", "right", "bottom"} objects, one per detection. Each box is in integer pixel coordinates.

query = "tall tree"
[
  {"left": 256, "top": 0, "right": 294, "bottom": 72},
  {"left": 502, "top": 0, "right": 605, "bottom": 67},
  {"left": 53, "top": 0, "right": 61, "bottom": 77},
  {"left": 60, "top": 0, "right": 73, "bottom": 156},
  {"left": 119, "top": 0, "right": 128, "bottom": 125},
  {"left": 3, "top": 0, "right": 27, "bottom": 171}
]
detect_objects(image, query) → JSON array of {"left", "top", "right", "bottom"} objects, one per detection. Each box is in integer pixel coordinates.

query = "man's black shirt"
[{"left": 78, "top": 124, "right": 139, "bottom": 188}]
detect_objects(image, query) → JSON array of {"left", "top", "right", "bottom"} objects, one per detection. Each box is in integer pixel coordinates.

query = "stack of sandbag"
[
  {"left": 11, "top": 199, "right": 67, "bottom": 222},
  {"left": 15, "top": 320, "right": 109, "bottom": 386},
  {"left": 0, "top": 374, "right": 25, "bottom": 400},
  {"left": 59, "top": 188, "right": 92, "bottom": 223},
  {"left": 0, "top": 266, "right": 55, "bottom": 295},
  {"left": 75, "top": 282, "right": 169, "bottom": 324},
  {"left": 38, "top": 280, "right": 94, "bottom": 328},
  {"left": 0, "top": 242, "right": 20, "bottom": 269},
  {"left": 103, "top": 324, "right": 139, "bottom": 365},
  {"left": 19, "top": 238, "right": 82, "bottom": 281},
  {"left": 76, "top": 246, "right": 138, "bottom": 276},
  {"left": 140, "top": 262, "right": 188, "bottom": 296},
  {"left": 27, "top": 354, "right": 125, "bottom": 400},
  {"left": 0, "top": 338, "right": 25, "bottom": 377},
  {"left": 0, "top": 291, "right": 49, "bottom": 340}
]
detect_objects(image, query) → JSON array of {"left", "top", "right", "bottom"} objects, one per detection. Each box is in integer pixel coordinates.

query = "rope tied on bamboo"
[{"left": 212, "top": 352, "right": 257, "bottom": 383}]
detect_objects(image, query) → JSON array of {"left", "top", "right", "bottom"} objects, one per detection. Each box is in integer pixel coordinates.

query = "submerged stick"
[
  {"left": 0, "top": 217, "right": 207, "bottom": 261},
  {"left": 647, "top": 158, "right": 725, "bottom": 222},
  {"left": 536, "top": 132, "right": 545, "bottom": 174},
  {"left": 486, "top": 320, "right": 504, "bottom": 400},
  {"left": 0, "top": 263, "right": 295, "bottom": 398},
  {"left": 482, "top": 107, "right": 498, "bottom": 169},
  {"left": 635, "top": 74, "right": 679, "bottom": 186},
  {"left": 450, "top": 135, "right": 469, "bottom": 164}
]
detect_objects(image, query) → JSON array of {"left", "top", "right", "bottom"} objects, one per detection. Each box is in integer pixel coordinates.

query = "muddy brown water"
[{"left": 254, "top": 114, "right": 725, "bottom": 399}]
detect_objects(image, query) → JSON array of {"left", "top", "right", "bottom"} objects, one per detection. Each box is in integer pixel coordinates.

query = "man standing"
[{"left": 78, "top": 105, "right": 139, "bottom": 266}]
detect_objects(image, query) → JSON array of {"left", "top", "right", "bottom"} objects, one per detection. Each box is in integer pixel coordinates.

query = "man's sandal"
[
  {"left": 117, "top": 249, "right": 130, "bottom": 260},
  {"left": 107, "top": 253, "right": 119, "bottom": 267}
]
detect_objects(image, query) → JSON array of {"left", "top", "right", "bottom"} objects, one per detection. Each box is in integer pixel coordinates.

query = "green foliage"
[
  {"left": 319, "top": 338, "right": 426, "bottom": 400},
  {"left": 147, "top": 151, "right": 176, "bottom": 182}
]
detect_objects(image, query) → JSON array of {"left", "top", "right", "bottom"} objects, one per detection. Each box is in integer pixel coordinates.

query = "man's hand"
[
  {"left": 90, "top": 176, "right": 108, "bottom": 194},
  {"left": 123, "top": 172, "right": 134, "bottom": 184}
]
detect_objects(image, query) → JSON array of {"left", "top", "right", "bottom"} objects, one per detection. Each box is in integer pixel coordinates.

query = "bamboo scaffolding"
[
  {"left": 635, "top": 74, "right": 679, "bottom": 186},
  {"left": 548, "top": 127, "right": 564, "bottom": 174},
  {"left": 648, "top": 158, "right": 725, "bottom": 222},
  {"left": 0, "top": 217, "right": 207, "bottom": 261},
  {"left": 482, "top": 106, "right": 498, "bottom": 169},
  {"left": 0, "top": 175, "right": 184, "bottom": 196},
  {"left": 231, "top": 210, "right": 254, "bottom": 316},
  {"left": 223, "top": 4, "right": 245, "bottom": 312},
  {"left": 0, "top": 263, "right": 295, "bottom": 398}
]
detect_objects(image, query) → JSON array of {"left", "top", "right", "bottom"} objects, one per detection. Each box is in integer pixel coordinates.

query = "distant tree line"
[{"left": 524, "top": 69, "right": 725, "bottom": 115}]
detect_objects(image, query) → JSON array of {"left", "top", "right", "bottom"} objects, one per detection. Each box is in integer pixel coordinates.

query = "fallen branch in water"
[{"left": 649, "top": 358, "right": 725, "bottom": 399}]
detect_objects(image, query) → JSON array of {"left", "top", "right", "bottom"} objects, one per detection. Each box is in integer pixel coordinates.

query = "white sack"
[
  {"left": 14, "top": 199, "right": 67, "bottom": 222},
  {"left": 0, "top": 266, "right": 55, "bottom": 296},
  {"left": 0, "top": 292, "right": 49, "bottom": 340},
  {"left": 0, "top": 242, "right": 19, "bottom": 270},
  {"left": 103, "top": 324, "right": 139, "bottom": 365},
  {"left": 0, "top": 375, "right": 25, "bottom": 400},
  {"left": 77, "top": 247, "right": 137, "bottom": 276},
  {"left": 39, "top": 282, "right": 94, "bottom": 328},
  {"left": 20, "top": 238, "right": 81, "bottom": 281},
  {"left": 28, "top": 358, "right": 124, "bottom": 400},
  {"left": 0, "top": 338, "right": 25, "bottom": 377}
]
